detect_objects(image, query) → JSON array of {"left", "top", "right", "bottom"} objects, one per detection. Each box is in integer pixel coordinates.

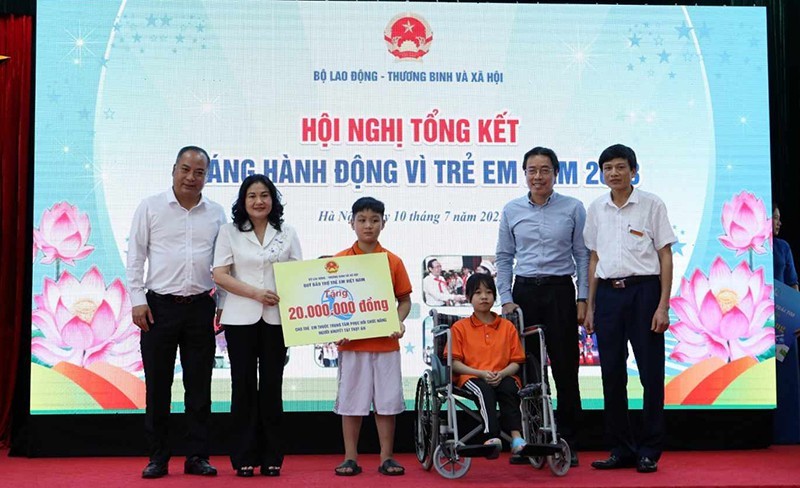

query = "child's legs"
[
  {"left": 342, "top": 416, "right": 363, "bottom": 462},
  {"left": 496, "top": 376, "right": 523, "bottom": 437},
  {"left": 335, "top": 351, "right": 374, "bottom": 461},
  {"left": 372, "top": 350, "right": 404, "bottom": 460},
  {"left": 374, "top": 414, "right": 396, "bottom": 461},
  {"left": 464, "top": 378, "right": 500, "bottom": 438}
]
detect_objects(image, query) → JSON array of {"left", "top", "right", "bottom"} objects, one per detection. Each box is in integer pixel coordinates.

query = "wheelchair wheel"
[
  {"left": 522, "top": 399, "right": 546, "bottom": 468},
  {"left": 414, "top": 373, "right": 435, "bottom": 470},
  {"left": 547, "top": 437, "right": 571, "bottom": 477},
  {"left": 433, "top": 440, "right": 471, "bottom": 479}
]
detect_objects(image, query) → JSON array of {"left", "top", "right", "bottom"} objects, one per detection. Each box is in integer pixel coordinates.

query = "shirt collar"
[
  {"left": 604, "top": 186, "right": 638, "bottom": 208},
  {"left": 349, "top": 241, "right": 384, "bottom": 255},
  {"left": 469, "top": 312, "right": 501, "bottom": 329},
  {"left": 526, "top": 190, "right": 557, "bottom": 207},
  {"left": 167, "top": 188, "right": 207, "bottom": 209}
]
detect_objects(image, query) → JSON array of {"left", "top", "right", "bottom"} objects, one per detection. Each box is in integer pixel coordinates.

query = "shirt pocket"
[{"left": 625, "top": 221, "right": 653, "bottom": 254}]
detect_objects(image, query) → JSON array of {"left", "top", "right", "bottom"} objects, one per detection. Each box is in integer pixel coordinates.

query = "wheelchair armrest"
[{"left": 522, "top": 325, "right": 546, "bottom": 336}]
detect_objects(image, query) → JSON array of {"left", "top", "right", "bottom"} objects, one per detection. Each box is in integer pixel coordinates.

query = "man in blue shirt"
[
  {"left": 496, "top": 147, "right": 589, "bottom": 467},
  {"left": 773, "top": 205, "right": 799, "bottom": 290}
]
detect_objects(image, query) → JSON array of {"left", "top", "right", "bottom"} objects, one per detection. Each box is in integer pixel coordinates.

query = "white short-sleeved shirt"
[
  {"left": 584, "top": 188, "right": 676, "bottom": 279},
  {"left": 213, "top": 222, "right": 302, "bottom": 325}
]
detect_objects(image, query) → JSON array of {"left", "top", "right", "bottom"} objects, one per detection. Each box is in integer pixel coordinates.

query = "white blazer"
[{"left": 213, "top": 222, "right": 302, "bottom": 325}]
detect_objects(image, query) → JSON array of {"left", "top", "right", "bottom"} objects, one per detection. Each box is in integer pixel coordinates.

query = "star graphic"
[
  {"left": 113, "top": 22, "right": 121, "bottom": 32},
  {"left": 176, "top": 34, "right": 185, "bottom": 43},
  {"left": 719, "top": 51, "right": 731, "bottom": 63},
  {"left": 672, "top": 241, "right": 686, "bottom": 255},
  {"left": 749, "top": 37, "right": 758, "bottom": 47},
  {"left": 146, "top": 14, "right": 157, "bottom": 27},
  {"left": 639, "top": 55, "right": 646, "bottom": 63},
  {"left": 654, "top": 35, "right": 664, "bottom": 46},
  {"left": 627, "top": 63, "right": 634, "bottom": 71},
  {"left": 405, "top": 343, "right": 415, "bottom": 354},
  {"left": 104, "top": 108, "right": 115, "bottom": 119},
  {"left": 628, "top": 33, "right": 641, "bottom": 47},
  {"left": 675, "top": 22, "right": 692, "bottom": 40},
  {"left": 133, "top": 33, "right": 142, "bottom": 42},
  {"left": 658, "top": 49, "right": 670, "bottom": 63},
  {"left": 402, "top": 20, "right": 415, "bottom": 33},
  {"left": 696, "top": 22, "right": 711, "bottom": 39},
  {"left": 669, "top": 71, "right": 676, "bottom": 79},
  {"left": 161, "top": 15, "right": 172, "bottom": 27},
  {"left": 78, "top": 108, "right": 90, "bottom": 120},
  {"left": 196, "top": 23, "right": 205, "bottom": 32},
  {"left": 99, "top": 57, "right": 109, "bottom": 67}
]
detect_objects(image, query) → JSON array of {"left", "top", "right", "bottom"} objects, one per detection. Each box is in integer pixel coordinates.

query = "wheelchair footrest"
[
  {"left": 518, "top": 383, "right": 543, "bottom": 398},
  {"left": 456, "top": 444, "right": 501, "bottom": 458},
  {"left": 515, "top": 443, "right": 563, "bottom": 457}
]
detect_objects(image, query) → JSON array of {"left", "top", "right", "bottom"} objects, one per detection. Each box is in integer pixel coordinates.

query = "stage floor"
[{"left": 2, "top": 448, "right": 798, "bottom": 487}]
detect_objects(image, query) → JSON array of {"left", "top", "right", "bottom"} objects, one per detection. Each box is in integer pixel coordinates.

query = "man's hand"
[
  {"left": 390, "top": 322, "right": 406, "bottom": 339},
  {"left": 651, "top": 306, "right": 670, "bottom": 333},
  {"left": 501, "top": 302, "right": 519, "bottom": 315},
  {"left": 335, "top": 338, "right": 350, "bottom": 346},
  {"left": 132, "top": 304, "right": 154, "bottom": 332},
  {"left": 583, "top": 308, "right": 594, "bottom": 334},
  {"left": 577, "top": 301, "right": 587, "bottom": 325}
]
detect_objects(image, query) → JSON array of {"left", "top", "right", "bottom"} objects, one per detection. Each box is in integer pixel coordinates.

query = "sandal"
[
  {"left": 261, "top": 466, "right": 281, "bottom": 477},
  {"left": 335, "top": 459, "right": 362, "bottom": 476},
  {"left": 236, "top": 466, "right": 254, "bottom": 477},
  {"left": 378, "top": 458, "right": 405, "bottom": 476}
]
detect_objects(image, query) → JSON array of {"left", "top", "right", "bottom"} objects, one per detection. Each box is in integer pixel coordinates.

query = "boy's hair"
[
  {"left": 351, "top": 196, "right": 385, "bottom": 217},
  {"left": 465, "top": 273, "right": 496, "bottom": 301}
]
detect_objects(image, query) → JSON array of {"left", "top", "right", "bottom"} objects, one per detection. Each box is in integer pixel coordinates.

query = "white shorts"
[{"left": 334, "top": 350, "right": 405, "bottom": 416}]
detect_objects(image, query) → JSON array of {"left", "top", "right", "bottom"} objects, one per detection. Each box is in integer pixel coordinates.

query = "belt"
[
  {"left": 515, "top": 275, "right": 572, "bottom": 286},
  {"left": 599, "top": 275, "right": 659, "bottom": 289},
  {"left": 147, "top": 290, "right": 211, "bottom": 304}
]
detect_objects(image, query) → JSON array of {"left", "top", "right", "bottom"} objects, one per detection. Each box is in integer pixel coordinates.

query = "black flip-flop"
[
  {"left": 335, "top": 459, "right": 362, "bottom": 476},
  {"left": 378, "top": 458, "right": 405, "bottom": 476}
]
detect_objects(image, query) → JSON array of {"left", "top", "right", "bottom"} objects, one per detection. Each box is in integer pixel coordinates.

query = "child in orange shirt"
[
  {"left": 450, "top": 273, "right": 527, "bottom": 457},
  {"left": 333, "top": 197, "right": 412, "bottom": 477}
]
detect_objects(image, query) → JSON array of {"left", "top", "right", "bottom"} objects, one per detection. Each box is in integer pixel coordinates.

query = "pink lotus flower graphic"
[
  {"left": 718, "top": 191, "right": 771, "bottom": 256},
  {"left": 32, "top": 266, "right": 142, "bottom": 372},
  {"left": 34, "top": 202, "right": 95, "bottom": 266},
  {"left": 670, "top": 257, "right": 774, "bottom": 364}
]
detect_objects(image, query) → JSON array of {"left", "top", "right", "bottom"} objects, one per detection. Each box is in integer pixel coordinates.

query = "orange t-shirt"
[
  {"left": 335, "top": 241, "right": 412, "bottom": 352},
  {"left": 448, "top": 313, "right": 526, "bottom": 387}
]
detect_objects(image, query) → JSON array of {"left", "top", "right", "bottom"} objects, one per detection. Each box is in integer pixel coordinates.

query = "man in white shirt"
[
  {"left": 583, "top": 144, "right": 675, "bottom": 474},
  {"left": 422, "top": 258, "right": 465, "bottom": 306},
  {"left": 127, "top": 146, "right": 227, "bottom": 479}
]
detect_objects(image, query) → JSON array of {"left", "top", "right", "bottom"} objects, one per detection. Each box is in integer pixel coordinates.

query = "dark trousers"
[
  {"left": 512, "top": 280, "right": 582, "bottom": 445},
  {"left": 140, "top": 292, "right": 216, "bottom": 463},
  {"left": 594, "top": 279, "right": 664, "bottom": 461},
  {"left": 224, "top": 319, "right": 287, "bottom": 469},
  {"left": 464, "top": 377, "right": 522, "bottom": 439}
]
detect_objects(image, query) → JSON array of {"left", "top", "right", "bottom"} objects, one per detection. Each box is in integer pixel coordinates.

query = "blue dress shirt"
[{"left": 496, "top": 191, "right": 590, "bottom": 304}]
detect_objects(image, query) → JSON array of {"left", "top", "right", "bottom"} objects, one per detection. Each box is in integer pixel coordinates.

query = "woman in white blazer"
[{"left": 212, "top": 174, "right": 302, "bottom": 477}]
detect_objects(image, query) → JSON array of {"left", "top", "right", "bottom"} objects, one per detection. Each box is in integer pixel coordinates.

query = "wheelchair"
[{"left": 414, "top": 308, "right": 571, "bottom": 478}]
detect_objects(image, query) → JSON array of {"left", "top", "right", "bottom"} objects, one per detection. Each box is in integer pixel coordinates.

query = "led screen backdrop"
[{"left": 32, "top": 1, "right": 775, "bottom": 414}]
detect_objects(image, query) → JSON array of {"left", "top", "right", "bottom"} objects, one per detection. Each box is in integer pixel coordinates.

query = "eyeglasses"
[{"left": 524, "top": 167, "right": 553, "bottom": 176}]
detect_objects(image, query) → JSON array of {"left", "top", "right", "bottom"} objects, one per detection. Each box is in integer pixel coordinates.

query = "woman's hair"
[
  {"left": 465, "top": 273, "right": 497, "bottom": 301},
  {"left": 231, "top": 174, "right": 284, "bottom": 232}
]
